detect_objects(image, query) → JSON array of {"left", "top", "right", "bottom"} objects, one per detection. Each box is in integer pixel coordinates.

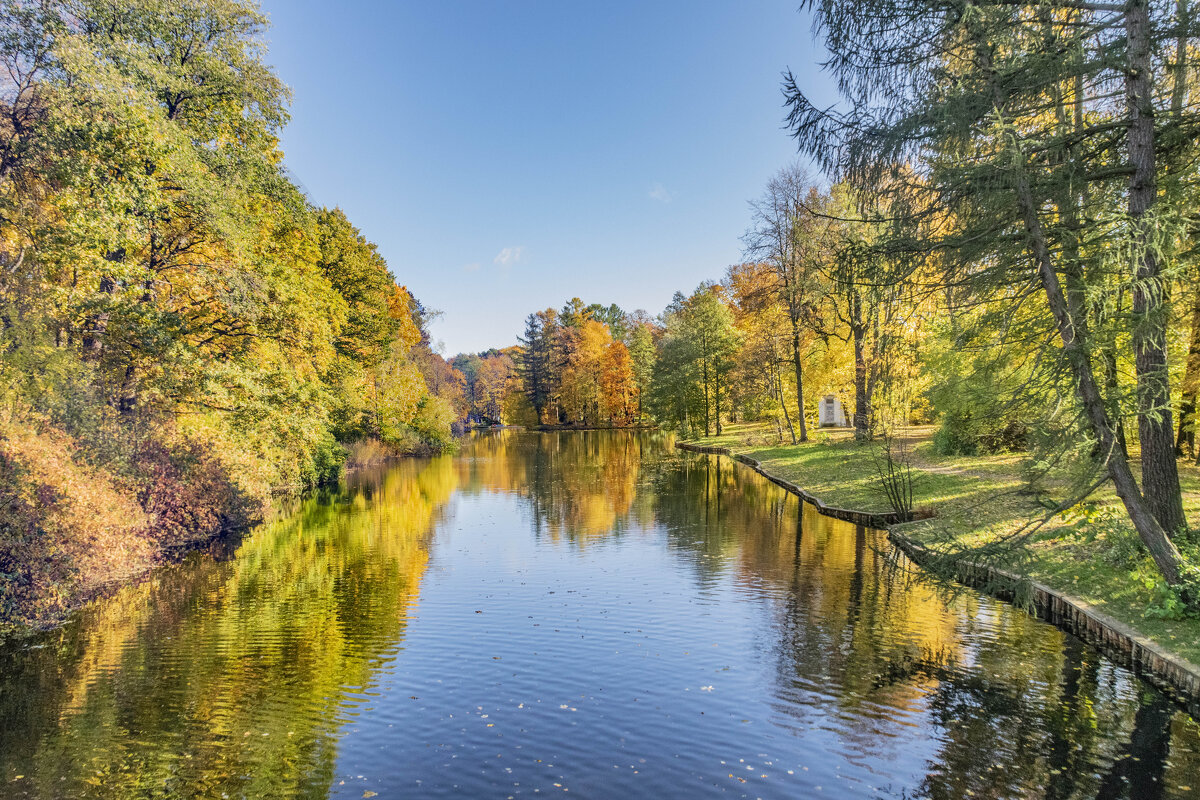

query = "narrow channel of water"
[{"left": 0, "top": 430, "right": 1197, "bottom": 799}]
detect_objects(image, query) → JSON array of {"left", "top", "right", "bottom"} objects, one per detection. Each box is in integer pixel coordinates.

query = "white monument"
[{"left": 818, "top": 394, "right": 848, "bottom": 427}]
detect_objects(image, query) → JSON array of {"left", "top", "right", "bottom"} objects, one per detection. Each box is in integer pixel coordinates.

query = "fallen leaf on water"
[{"left": 363, "top": 792, "right": 377, "bottom": 798}]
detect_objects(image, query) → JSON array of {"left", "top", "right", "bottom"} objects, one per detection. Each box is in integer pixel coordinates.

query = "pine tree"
[{"left": 783, "top": 0, "right": 1199, "bottom": 584}]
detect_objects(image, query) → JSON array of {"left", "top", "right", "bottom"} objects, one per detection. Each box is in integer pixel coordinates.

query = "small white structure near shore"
[{"left": 818, "top": 394, "right": 849, "bottom": 427}]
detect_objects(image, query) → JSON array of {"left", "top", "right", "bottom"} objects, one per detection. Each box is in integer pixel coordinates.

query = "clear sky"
[{"left": 257, "top": 1, "right": 833, "bottom": 356}]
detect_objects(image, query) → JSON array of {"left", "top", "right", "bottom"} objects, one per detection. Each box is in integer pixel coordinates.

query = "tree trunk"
[
  {"left": 1176, "top": 283, "right": 1200, "bottom": 456},
  {"left": 1126, "top": 0, "right": 1187, "bottom": 537},
  {"left": 85, "top": 248, "right": 124, "bottom": 356},
  {"left": 85, "top": 274, "right": 116, "bottom": 355},
  {"left": 1015, "top": 169, "right": 1185, "bottom": 585},
  {"left": 714, "top": 369, "right": 723, "bottom": 436},
  {"left": 961, "top": 5, "right": 1187, "bottom": 584},
  {"left": 790, "top": 326, "right": 809, "bottom": 442},
  {"left": 851, "top": 296, "right": 870, "bottom": 441},
  {"left": 776, "top": 366, "right": 797, "bottom": 444}
]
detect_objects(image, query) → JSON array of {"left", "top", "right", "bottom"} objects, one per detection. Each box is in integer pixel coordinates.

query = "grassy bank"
[{"left": 682, "top": 422, "right": 1200, "bottom": 665}]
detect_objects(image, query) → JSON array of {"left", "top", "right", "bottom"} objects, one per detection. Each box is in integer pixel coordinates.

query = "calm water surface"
[{"left": 1, "top": 431, "right": 1198, "bottom": 799}]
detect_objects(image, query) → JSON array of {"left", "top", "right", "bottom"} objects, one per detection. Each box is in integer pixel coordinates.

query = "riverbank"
[
  {"left": 528, "top": 424, "right": 660, "bottom": 432},
  {"left": 9, "top": 429, "right": 1197, "bottom": 796},
  {"left": 678, "top": 422, "right": 1200, "bottom": 686},
  {"left": 0, "top": 424, "right": 447, "bottom": 638}
]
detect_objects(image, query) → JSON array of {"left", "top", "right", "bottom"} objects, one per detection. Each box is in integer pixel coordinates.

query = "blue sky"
[{"left": 258, "top": 1, "right": 833, "bottom": 356}]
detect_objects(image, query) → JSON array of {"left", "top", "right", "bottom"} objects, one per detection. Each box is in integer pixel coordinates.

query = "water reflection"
[
  {"left": 460, "top": 430, "right": 666, "bottom": 544},
  {"left": 453, "top": 433, "right": 1200, "bottom": 798},
  {"left": 0, "top": 432, "right": 1197, "bottom": 799},
  {"left": 0, "top": 455, "right": 453, "bottom": 798},
  {"left": 647, "top": 449, "right": 1200, "bottom": 800}
]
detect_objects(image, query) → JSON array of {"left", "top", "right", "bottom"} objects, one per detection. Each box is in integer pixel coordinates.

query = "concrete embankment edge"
[{"left": 674, "top": 440, "right": 1200, "bottom": 712}]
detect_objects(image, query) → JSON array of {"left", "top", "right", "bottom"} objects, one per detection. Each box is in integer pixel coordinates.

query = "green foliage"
[
  {"left": 626, "top": 323, "right": 656, "bottom": 422},
  {"left": 1141, "top": 572, "right": 1198, "bottom": 621},
  {"left": 932, "top": 411, "right": 1029, "bottom": 456},
  {"left": 924, "top": 318, "right": 1038, "bottom": 456},
  {"left": 516, "top": 310, "right": 556, "bottom": 422},
  {"left": 315, "top": 208, "right": 398, "bottom": 365},
  {"left": 1055, "top": 504, "right": 1200, "bottom": 619},
  {"left": 649, "top": 326, "right": 703, "bottom": 435},
  {"left": 649, "top": 286, "right": 739, "bottom": 436},
  {"left": 411, "top": 395, "right": 458, "bottom": 450},
  {"left": 1065, "top": 504, "right": 1146, "bottom": 570},
  {"left": 0, "top": 0, "right": 461, "bottom": 627}
]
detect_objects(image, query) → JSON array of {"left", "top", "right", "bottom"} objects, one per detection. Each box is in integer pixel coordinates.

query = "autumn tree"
[
  {"left": 727, "top": 261, "right": 801, "bottom": 442},
  {"left": 0, "top": 0, "right": 458, "bottom": 545},
  {"left": 475, "top": 353, "right": 514, "bottom": 423},
  {"left": 742, "top": 165, "right": 830, "bottom": 441},
  {"left": 784, "top": 0, "right": 1199, "bottom": 584},
  {"left": 600, "top": 340, "right": 637, "bottom": 424}
]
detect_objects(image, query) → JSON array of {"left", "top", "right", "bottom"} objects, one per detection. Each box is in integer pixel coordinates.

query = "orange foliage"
[
  {"left": 601, "top": 341, "right": 637, "bottom": 424},
  {"left": 387, "top": 285, "right": 423, "bottom": 352},
  {"left": 0, "top": 421, "right": 152, "bottom": 627}
]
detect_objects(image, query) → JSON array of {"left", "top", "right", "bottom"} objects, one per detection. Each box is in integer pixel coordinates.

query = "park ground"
[{"left": 683, "top": 422, "right": 1200, "bottom": 666}]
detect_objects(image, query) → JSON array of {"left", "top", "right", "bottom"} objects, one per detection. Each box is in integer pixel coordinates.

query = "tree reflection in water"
[
  {"left": 640, "top": 445, "right": 1200, "bottom": 800},
  {"left": 0, "top": 432, "right": 1196, "bottom": 799},
  {"left": 0, "top": 456, "right": 453, "bottom": 799}
]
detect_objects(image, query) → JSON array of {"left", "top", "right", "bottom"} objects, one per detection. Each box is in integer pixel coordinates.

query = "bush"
[
  {"left": 932, "top": 410, "right": 1028, "bottom": 455},
  {"left": 931, "top": 412, "right": 979, "bottom": 455},
  {"left": 343, "top": 438, "right": 394, "bottom": 469},
  {"left": 133, "top": 436, "right": 253, "bottom": 547},
  {"left": 0, "top": 420, "right": 151, "bottom": 629}
]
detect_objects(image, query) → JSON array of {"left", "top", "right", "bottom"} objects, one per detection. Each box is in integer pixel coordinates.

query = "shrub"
[
  {"left": 0, "top": 420, "right": 151, "bottom": 629},
  {"left": 133, "top": 436, "right": 253, "bottom": 548},
  {"left": 932, "top": 410, "right": 1028, "bottom": 455}
]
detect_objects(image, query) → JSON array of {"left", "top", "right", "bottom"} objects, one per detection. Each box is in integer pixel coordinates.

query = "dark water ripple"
[{"left": 0, "top": 430, "right": 1198, "bottom": 799}]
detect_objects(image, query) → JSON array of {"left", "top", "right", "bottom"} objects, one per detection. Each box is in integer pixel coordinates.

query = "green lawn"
[{"left": 683, "top": 421, "right": 1200, "bottom": 665}]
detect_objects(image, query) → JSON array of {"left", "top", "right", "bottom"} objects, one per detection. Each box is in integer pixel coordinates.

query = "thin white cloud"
[
  {"left": 493, "top": 246, "right": 525, "bottom": 267},
  {"left": 649, "top": 182, "right": 677, "bottom": 203},
  {"left": 463, "top": 262, "right": 482, "bottom": 272}
]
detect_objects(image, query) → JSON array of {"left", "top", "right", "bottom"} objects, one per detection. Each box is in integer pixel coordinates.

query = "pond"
[{"left": 0, "top": 430, "right": 1198, "bottom": 799}]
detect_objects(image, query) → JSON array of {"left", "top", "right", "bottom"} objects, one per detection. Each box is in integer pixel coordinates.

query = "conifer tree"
[{"left": 783, "top": 0, "right": 1199, "bottom": 584}]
